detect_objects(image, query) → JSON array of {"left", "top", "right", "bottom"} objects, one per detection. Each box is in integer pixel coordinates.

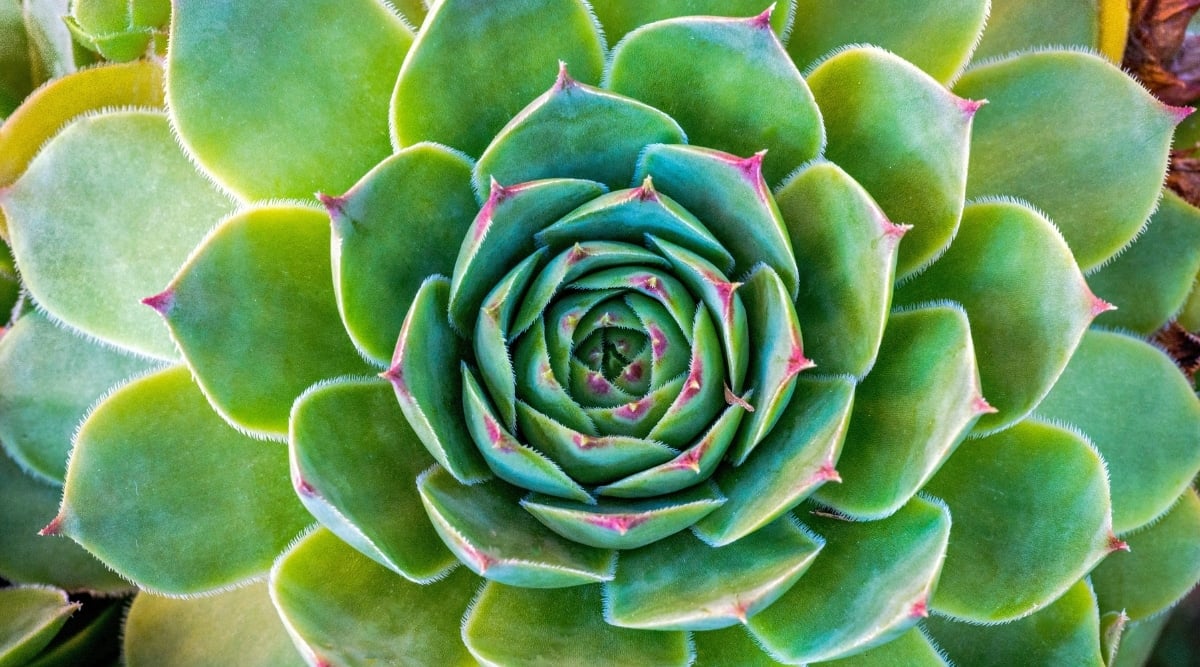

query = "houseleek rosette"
[{"left": 2, "top": 1, "right": 1200, "bottom": 665}]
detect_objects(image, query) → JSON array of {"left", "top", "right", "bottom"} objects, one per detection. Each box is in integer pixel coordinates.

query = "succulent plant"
[{"left": 2, "top": 0, "right": 1200, "bottom": 665}]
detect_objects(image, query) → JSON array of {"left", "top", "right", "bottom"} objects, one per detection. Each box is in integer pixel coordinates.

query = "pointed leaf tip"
[
  {"left": 1090, "top": 293, "right": 1118, "bottom": 317},
  {"left": 724, "top": 386, "right": 755, "bottom": 412},
  {"left": 910, "top": 599, "right": 930, "bottom": 618},
  {"left": 141, "top": 289, "right": 174, "bottom": 316},
  {"left": 38, "top": 515, "right": 64, "bottom": 536},
  {"left": 973, "top": 396, "right": 999, "bottom": 414},
  {"left": 554, "top": 60, "right": 577, "bottom": 91},
  {"left": 750, "top": 5, "right": 775, "bottom": 30},
  {"left": 1107, "top": 534, "right": 1131, "bottom": 553},
  {"left": 957, "top": 97, "right": 987, "bottom": 117},
  {"left": 631, "top": 175, "right": 659, "bottom": 202},
  {"left": 316, "top": 192, "right": 347, "bottom": 218},
  {"left": 1166, "top": 104, "right": 1195, "bottom": 124},
  {"left": 883, "top": 220, "right": 914, "bottom": 239},
  {"left": 786, "top": 346, "right": 816, "bottom": 378},
  {"left": 817, "top": 462, "right": 842, "bottom": 483}
]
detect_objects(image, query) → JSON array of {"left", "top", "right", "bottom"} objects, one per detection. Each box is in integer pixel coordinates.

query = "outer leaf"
[
  {"left": 971, "top": 0, "right": 1129, "bottom": 63},
  {"left": 0, "top": 1, "right": 31, "bottom": 119},
  {"left": 815, "top": 305, "right": 986, "bottom": 519},
  {"left": 475, "top": 68, "right": 685, "bottom": 192},
  {"left": 926, "top": 579, "right": 1104, "bottom": 667},
  {"left": 59, "top": 366, "right": 312, "bottom": 594},
  {"left": 327, "top": 142, "right": 478, "bottom": 365},
  {"left": 392, "top": 0, "right": 604, "bottom": 157},
  {"left": 1, "top": 110, "right": 234, "bottom": 360},
  {"left": 0, "top": 587, "right": 77, "bottom": 667},
  {"left": 271, "top": 528, "right": 477, "bottom": 667},
  {"left": 590, "top": 1, "right": 792, "bottom": 45},
  {"left": 608, "top": 14, "right": 822, "bottom": 185},
  {"left": 0, "top": 311, "right": 152, "bottom": 483},
  {"left": 747, "top": 496, "right": 951, "bottom": 664},
  {"left": 806, "top": 46, "right": 973, "bottom": 277},
  {"left": 290, "top": 377, "right": 455, "bottom": 582},
  {"left": 22, "top": 0, "right": 80, "bottom": 85},
  {"left": 1091, "top": 489, "right": 1200, "bottom": 621},
  {"left": 1036, "top": 329, "right": 1200, "bottom": 533},
  {"left": 154, "top": 205, "right": 368, "bottom": 437},
  {"left": 25, "top": 598, "right": 124, "bottom": 667},
  {"left": 691, "top": 625, "right": 781, "bottom": 666},
  {"left": 815, "top": 629, "right": 948, "bottom": 667},
  {"left": 787, "top": 0, "right": 988, "bottom": 82},
  {"left": 463, "top": 583, "right": 691, "bottom": 667},
  {"left": 124, "top": 584, "right": 303, "bottom": 667},
  {"left": 894, "top": 199, "right": 1099, "bottom": 434},
  {"left": 776, "top": 161, "right": 903, "bottom": 377},
  {"left": 925, "top": 420, "right": 1116, "bottom": 623},
  {"left": 0, "top": 450, "right": 127, "bottom": 593},
  {"left": 168, "top": 0, "right": 412, "bottom": 199},
  {"left": 1086, "top": 189, "right": 1200, "bottom": 335},
  {"left": 955, "top": 51, "right": 1178, "bottom": 270},
  {"left": 1111, "top": 615, "right": 1169, "bottom": 667}
]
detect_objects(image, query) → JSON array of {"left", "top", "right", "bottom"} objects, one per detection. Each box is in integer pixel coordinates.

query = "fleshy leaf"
[
  {"left": 522, "top": 485, "right": 725, "bottom": 550},
  {"left": 387, "top": 277, "right": 490, "bottom": 484},
  {"left": 271, "top": 528, "right": 477, "bottom": 667},
  {"left": 2, "top": 110, "right": 234, "bottom": 360},
  {"left": 475, "top": 250, "right": 545, "bottom": 429},
  {"left": 894, "top": 199, "right": 1099, "bottom": 434},
  {"left": 0, "top": 311, "right": 152, "bottom": 484},
  {"left": 645, "top": 301, "right": 728, "bottom": 447},
  {"left": 637, "top": 144, "right": 799, "bottom": 295},
  {"left": 1091, "top": 489, "right": 1200, "bottom": 621},
  {"left": 476, "top": 67, "right": 685, "bottom": 192},
  {"left": 691, "top": 625, "right": 782, "bottom": 667},
  {"left": 607, "top": 14, "right": 822, "bottom": 185},
  {"left": 463, "top": 583, "right": 690, "bottom": 667},
  {"left": 695, "top": 375, "right": 854, "bottom": 546},
  {"left": 1036, "top": 329, "right": 1200, "bottom": 533},
  {"left": 511, "top": 316, "right": 600, "bottom": 435},
  {"left": 289, "top": 377, "right": 456, "bottom": 582},
  {"left": 776, "top": 161, "right": 903, "bottom": 377},
  {"left": 124, "top": 584, "right": 303, "bottom": 667},
  {"left": 393, "top": 0, "right": 605, "bottom": 157},
  {"left": 329, "top": 142, "right": 478, "bottom": 364},
  {"left": 971, "top": 0, "right": 1128, "bottom": 63},
  {"left": 747, "top": 496, "right": 951, "bottom": 664},
  {"left": 926, "top": 579, "right": 1104, "bottom": 667},
  {"left": 0, "top": 449, "right": 129, "bottom": 594},
  {"left": 155, "top": 205, "right": 368, "bottom": 437},
  {"left": 815, "top": 628, "right": 948, "bottom": 667},
  {"left": 787, "top": 0, "right": 988, "bottom": 82},
  {"left": 591, "top": 1, "right": 792, "bottom": 45},
  {"left": 60, "top": 366, "right": 312, "bottom": 594},
  {"left": 0, "top": 587, "right": 77, "bottom": 667},
  {"left": 418, "top": 466, "right": 614, "bottom": 587},
  {"left": 955, "top": 51, "right": 1178, "bottom": 270},
  {"left": 23, "top": 0, "right": 81, "bottom": 85},
  {"left": 807, "top": 46, "right": 973, "bottom": 277},
  {"left": 27, "top": 597, "right": 124, "bottom": 667},
  {"left": 925, "top": 420, "right": 1115, "bottom": 623},
  {"left": 607, "top": 517, "right": 821, "bottom": 630},
  {"left": 1086, "top": 189, "right": 1200, "bottom": 335},
  {"left": 448, "top": 178, "right": 605, "bottom": 334},
  {"left": 816, "top": 305, "right": 985, "bottom": 519},
  {"left": 168, "top": 0, "right": 412, "bottom": 199}
]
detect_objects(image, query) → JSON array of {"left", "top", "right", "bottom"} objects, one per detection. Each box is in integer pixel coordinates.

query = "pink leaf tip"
[
  {"left": 141, "top": 289, "right": 175, "bottom": 316},
  {"left": 630, "top": 175, "right": 660, "bottom": 202},
  {"left": 316, "top": 192, "right": 348, "bottom": 218},
  {"left": 786, "top": 345, "right": 816, "bottom": 378},
  {"left": 956, "top": 97, "right": 987, "bottom": 117},
  {"left": 750, "top": 4, "right": 775, "bottom": 30},
  {"left": 554, "top": 60, "right": 578, "bottom": 91},
  {"left": 1108, "top": 534, "right": 1131, "bottom": 553},
  {"left": 1088, "top": 293, "right": 1117, "bottom": 318},
  {"left": 724, "top": 385, "right": 755, "bottom": 412},
  {"left": 39, "top": 515, "right": 64, "bottom": 536},
  {"left": 882, "top": 220, "right": 913, "bottom": 240},
  {"left": 816, "top": 461, "right": 842, "bottom": 483},
  {"left": 1166, "top": 104, "right": 1195, "bottom": 124},
  {"left": 910, "top": 599, "right": 930, "bottom": 618},
  {"left": 973, "top": 395, "right": 999, "bottom": 415},
  {"left": 380, "top": 363, "right": 407, "bottom": 396},
  {"left": 295, "top": 477, "right": 317, "bottom": 497},
  {"left": 586, "top": 513, "right": 648, "bottom": 535}
]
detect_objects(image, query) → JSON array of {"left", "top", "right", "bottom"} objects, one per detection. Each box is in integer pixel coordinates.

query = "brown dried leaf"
[
  {"left": 1154, "top": 320, "right": 1200, "bottom": 381},
  {"left": 1125, "top": 0, "right": 1200, "bottom": 104}
]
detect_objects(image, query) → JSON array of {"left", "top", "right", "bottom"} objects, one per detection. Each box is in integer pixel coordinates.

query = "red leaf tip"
[
  {"left": 910, "top": 599, "right": 930, "bottom": 618},
  {"left": 817, "top": 461, "right": 842, "bottom": 483},
  {"left": 973, "top": 396, "right": 999, "bottom": 415},
  {"left": 380, "top": 364, "right": 408, "bottom": 396},
  {"left": 956, "top": 97, "right": 987, "bottom": 117},
  {"left": 631, "top": 175, "right": 659, "bottom": 202},
  {"left": 141, "top": 289, "right": 175, "bottom": 316},
  {"left": 786, "top": 345, "right": 816, "bottom": 378},
  {"left": 554, "top": 60, "right": 578, "bottom": 91},
  {"left": 316, "top": 192, "right": 348, "bottom": 218},
  {"left": 1108, "top": 534, "right": 1131, "bottom": 553},
  {"left": 1166, "top": 104, "right": 1195, "bottom": 124},
  {"left": 882, "top": 220, "right": 913, "bottom": 240},
  {"left": 724, "top": 385, "right": 755, "bottom": 412},
  {"left": 1089, "top": 293, "right": 1117, "bottom": 317},
  {"left": 750, "top": 4, "right": 775, "bottom": 30},
  {"left": 39, "top": 515, "right": 64, "bottom": 536}
]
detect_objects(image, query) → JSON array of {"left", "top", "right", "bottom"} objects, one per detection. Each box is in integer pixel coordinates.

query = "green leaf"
[
  {"left": 0, "top": 1, "right": 32, "bottom": 119},
  {"left": 608, "top": 14, "right": 822, "bottom": 185},
  {"left": 24, "top": 598, "right": 124, "bottom": 667},
  {"left": 124, "top": 583, "right": 303, "bottom": 667},
  {"left": 955, "top": 51, "right": 1178, "bottom": 270},
  {"left": 59, "top": 366, "right": 312, "bottom": 594},
  {"left": 448, "top": 178, "right": 605, "bottom": 334},
  {"left": 691, "top": 625, "right": 782, "bottom": 666},
  {"left": 476, "top": 67, "right": 685, "bottom": 192},
  {"left": 776, "top": 161, "right": 903, "bottom": 377},
  {"left": 327, "top": 142, "right": 478, "bottom": 365},
  {"left": 167, "top": 0, "right": 412, "bottom": 199},
  {"left": 0, "top": 449, "right": 127, "bottom": 593},
  {"left": 0, "top": 311, "right": 152, "bottom": 483},
  {"left": 813, "top": 628, "right": 948, "bottom": 667},
  {"left": 418, "top": 466, "right": 614, "bottom": 587},
  {"left": 23, "top": 0, "right": 81, "bottom": 85},
  {"left": 787, "top": 0, "right": 988, "bottom": 83},
  {"left": 1086, "top": 189, "right": 1200, "bottom": 335},
  {"left": 1110, "top": 614, "right": 1169, "bottom": 667},
  {"left": 1036, "top": 329, "right": 1200, "bottom": 533},
  {"left": 591, "top": 1, "right": 792, "bottom": 45},
  {"left": 815, "top": 305, "right": 986, "bottom": 519},
  {"left": 637, "top": 144, "right": 799, "bottom": 295},
  {"left": 463, "top": 583, "right": 691, "bottom": 667},
  {"left": 747, "top": 496, "right": 951, "bottom": 664},
  {"left": 289, "top": 376, "right": 456, "bottom": 582},
  {"left": 807, "top": 46, "right": 973, "bottom": 277},
  {"left": 607, "top": 517, "right": 821, "bottom": 630},
  {"left": 271, "top": 528, "right": 478, "bottom": 667},
  {"left": 926, "top": 579, "right": 1104, "bottom": 667},
  {"left": 894, "top": 199, "right": 1098, "bottom": 434},
  {"left": 1091, "top": 489, "right": 1200, "bottom": 621},
  {"left": 155, "top": 205, "right": 368, "bottom": 438},
  {"left": 0, "top": 586, "right": 77, "bottom": 667},
  {"left": 393, "top": 0, "right": 604, "bottom": 158},
  {"left": 1, "top": 110, "right": 233, "bottom": 360},
  {"left": 925, "top": 420, "right": 1115, "bottom": 623},
  {"left": 475, "top": 250, "right": 545, "bottom": 430},
  {"left": 387, "top": 276, "right": 489, "bottom": 483},
  {"left": 694, "top": 375, "right": 853, "bottom": 546},
  {"left": 522, "top": 484, "right": 725, "bottom": 550},
  {"left": 970, "top": 0, "right": 1124, "bottom": 62}
]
